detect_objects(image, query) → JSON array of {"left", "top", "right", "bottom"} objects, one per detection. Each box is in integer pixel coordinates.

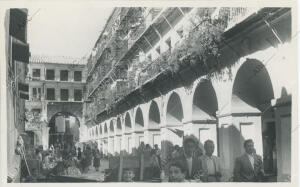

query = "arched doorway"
[
  {"left": 48, "top": 112, "right": 80, "bottom": 148},
  {"left": 192, "top": 79, "right": 218, "bottom": 153},
  {"left": 231, "top": 58, "right": 277, "bottom": 176},
  {"left": 148, "top": 101, "right": 161, "bottom": 148}
]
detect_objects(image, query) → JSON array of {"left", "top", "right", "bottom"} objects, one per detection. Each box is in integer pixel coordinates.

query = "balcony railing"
[
  {"left": 86, "top": 8, "right": 165, "bottom": 84},
  {"left": 225, "top": 7, "right": 260, "bottom": 30},
  {"left": 85, "top": 7, "right": 264, "bottom": 120}
]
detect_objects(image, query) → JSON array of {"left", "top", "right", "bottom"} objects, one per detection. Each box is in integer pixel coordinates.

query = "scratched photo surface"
[{"left": 3, "top": 6, "right": 295, "bottom": 184}]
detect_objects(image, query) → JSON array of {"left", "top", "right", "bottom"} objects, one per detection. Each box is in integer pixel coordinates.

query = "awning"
[
  {"left": 9, "top": 9, "right": 27, "bottom": 43},
  {"left": 11, "top": 36, "right": 29, "bottom": 63},
  {"left": 18, "top": 82, "right": 29, "bottom": 92}
]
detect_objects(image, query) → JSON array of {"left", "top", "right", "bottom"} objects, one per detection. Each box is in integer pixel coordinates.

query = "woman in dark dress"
[
  {"left": 81, "top": 145, "right": 93, "bottom": 173},
  {"left": 93, "top": 149, "right": 101, "bottom": 171},
  {"left": 77, "top": 147, "right": 82, "bottom": 160}
]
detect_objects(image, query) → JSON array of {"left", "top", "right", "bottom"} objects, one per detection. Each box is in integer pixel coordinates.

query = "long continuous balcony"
[
  {"left": 85, "top": 7, "right": 271, "bottom": 122},
  {"left": 86, "top": 8, "right": 186, "bottom": 98}
]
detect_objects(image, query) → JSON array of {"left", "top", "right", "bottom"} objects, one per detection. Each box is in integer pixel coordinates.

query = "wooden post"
[
  {"left": 118, "top": 151, "right": 124, "bottom": 182},
  {"left": 139, "top": 153, "right": 144, "bottom": 181}
]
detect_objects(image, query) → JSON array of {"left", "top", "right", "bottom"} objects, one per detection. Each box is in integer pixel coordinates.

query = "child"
[
  {"left": 122, "top": 168, "right": 135, "bottom": 182},
  {"left": 168, "top": 162, "right": 187, "bottom": 182}
]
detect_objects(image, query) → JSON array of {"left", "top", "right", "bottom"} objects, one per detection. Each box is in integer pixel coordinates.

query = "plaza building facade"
[
  {"left": 82, "top": 7, "right": 292, "bottom": 181},
  {"left": 25, "top": 55, "right": 87, "bottom": 149}
]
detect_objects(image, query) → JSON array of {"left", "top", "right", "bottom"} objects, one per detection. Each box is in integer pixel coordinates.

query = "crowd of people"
[
  {"left": 21, "top": 137, "right": 265, "bottom": 183},
  {"left": 21, "top": 141, "right": 104, "bottom": 182},
  {"left": 119, "top": 136, "right": 265, "bottom": 183}
]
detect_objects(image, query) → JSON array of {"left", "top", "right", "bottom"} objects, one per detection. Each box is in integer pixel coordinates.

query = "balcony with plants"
[{"left": 85, "top": 7, "right": 274, "bottom": 123}]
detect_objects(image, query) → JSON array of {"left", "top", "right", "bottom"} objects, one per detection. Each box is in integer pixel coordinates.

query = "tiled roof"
[{"left": 30, "top": 55, "right": 87, "bottom": 65}]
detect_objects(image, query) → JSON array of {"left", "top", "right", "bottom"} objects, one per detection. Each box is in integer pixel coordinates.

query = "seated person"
[
  {"left": 168, "top": 162, "right": 187, "bottom": 182},
  {"left": 122, "top": 168, "right": 135, "bottom": 182}
]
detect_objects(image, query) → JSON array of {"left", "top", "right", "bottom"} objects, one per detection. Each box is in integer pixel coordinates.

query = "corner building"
[{"left": 25, "top": 55, "right": 87, "bottom": 149}]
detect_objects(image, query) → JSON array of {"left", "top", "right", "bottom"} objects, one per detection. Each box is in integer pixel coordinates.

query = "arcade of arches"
[{"left": 87, "top": 51, "right": 292, "bottom": 181}]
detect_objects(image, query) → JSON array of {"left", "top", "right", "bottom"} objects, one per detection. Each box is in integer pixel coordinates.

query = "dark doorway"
[
  {"left": 262, "top": 121, "right": 277, "bottom": 175},
  {"left": 48, "top": 112, "right": 80, "bottom": 148}
]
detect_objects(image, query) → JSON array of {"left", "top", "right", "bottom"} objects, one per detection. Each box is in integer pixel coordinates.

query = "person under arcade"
[
  {"left": 176, "top": 136, "right": 202, "bottom": 180},
  {"left": 168, "top": 162, "right": 188, "bottom": 182}
]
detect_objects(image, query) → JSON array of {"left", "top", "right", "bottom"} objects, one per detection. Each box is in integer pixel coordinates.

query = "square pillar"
[
  {"left": 115, "top": 135, "right": 122, "bottom": 154},
  {"left": 274, "top": 101, "right": 291, "bottom": 181},
  {"left": 108, "top": 136, "right": 114, "bottom": 155},
  {"left": 133, "top": 131, "right": 144, "bottom": 147},
  {"left": 217, "top": 113, "right": 263, "bottom": 181},
  {"left": 184, "top": 121, "right": 218, "bottom": 155},
  {"left": 160, "top": 126, "right": 183, "bottom": 161},
  {"left": 123, "top": 133, "right": 133, "bottom": 154},
  {"left": 144, "top": 129, "right": 161, "bottom": 148}
]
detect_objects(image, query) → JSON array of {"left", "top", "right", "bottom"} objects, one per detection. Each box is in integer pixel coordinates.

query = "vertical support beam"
[
  {"left": 177, "top": 7, "right": 185, "bottom": 16},
  {"left": 143, "top": 36, "right": 154, "bottom": 49},
  {"left": 118, "top": 151, "right": 124, "bottom": 181},
  {"left": 162, "top": 14, "right": 174, "bottom": 29},
  {"left": 151, "top": 25, "right": 162, "bottom": 39},
  {"left": 140, "top": 153, "right": 144, "bottom": 181}
]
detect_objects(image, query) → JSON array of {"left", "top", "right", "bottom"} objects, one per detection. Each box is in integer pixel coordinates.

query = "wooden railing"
[{"left": 225, "top": 7, "right": 260, "bottom": 30}]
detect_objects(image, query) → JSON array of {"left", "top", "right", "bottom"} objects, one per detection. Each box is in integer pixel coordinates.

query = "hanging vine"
[{"left": 87, "top": 8, "right": 236, "bottom": 122}]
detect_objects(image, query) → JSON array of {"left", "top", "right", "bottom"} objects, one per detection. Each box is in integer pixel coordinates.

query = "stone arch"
[
  {"left": 192, "top": 79, "right": 219, "bottom": 152},
  {"left": 48, "top": 111, "right": 80, "bottom": 146},
  {"left": 232, "top": 59, "right": 274, "bottom": 112},
  {"left": 230, "top": 58, "right": 275, "bottom": 162},
  {"left": 192, "top": 79, "right": 218, "bottom": 121},
  {"left": 104, "top": 123, "right": 108, "bottom": 135},
  {"left": 149, "top": 101, "right": 160, "bottom": 129},
  {"left": 110, "top": 120, "right": 115, "bottom": 134},
  {"left": 92, "top": 128, "right": 95, "bottom": 139},
  {"left": 166, "top": 92, "right": 184, "bottom": 126},
  {"left": 95, "top": 126, "right": 99, "bottom": 137},
  {"left": 116, "top": 117, "right": 122, "bottom": 135},
  {"left": 125, "top": 112, "right": 132, "bottom": 133},
  {"left": 47, "top": 102, "right": 83, "bottom": 122},
  {"left": 135, "top": 107, "right": 144, "bottom": 131},
  {"left": 99, "top": 124, "right": 103, "bottom": 135}
]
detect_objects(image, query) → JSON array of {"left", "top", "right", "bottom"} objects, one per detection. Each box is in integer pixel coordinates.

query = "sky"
[{"left": 27, "top": 6, "right": 113, "bottom": 58}]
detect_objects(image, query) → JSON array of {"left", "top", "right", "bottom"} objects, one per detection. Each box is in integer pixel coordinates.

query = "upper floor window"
[
  {"left": 46, "top": 69, "right": 55, "bottom": 80},
  {"left": 32, "top": 87, "right": 41, "bottom": 100},
  {"left": 60, "top": 70, "right": 68, "bottom": 81},
  {"left": 32, "top": 69, "right": 40, "bottom": 79},
  {"left": 31, "top": 108, "right": 41, "bottom": 116},
  {"left": 74, "top": 89, "right": 82, "bottom": 101},
  {"left": 60, "top": 89, "right": 69, "bottom": 101},
  {"left": 74, "top": 71, "right": 82, "bottom": 82},
  {"left": 46, "top": 88, "right": 55, "bottom": 100}
]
